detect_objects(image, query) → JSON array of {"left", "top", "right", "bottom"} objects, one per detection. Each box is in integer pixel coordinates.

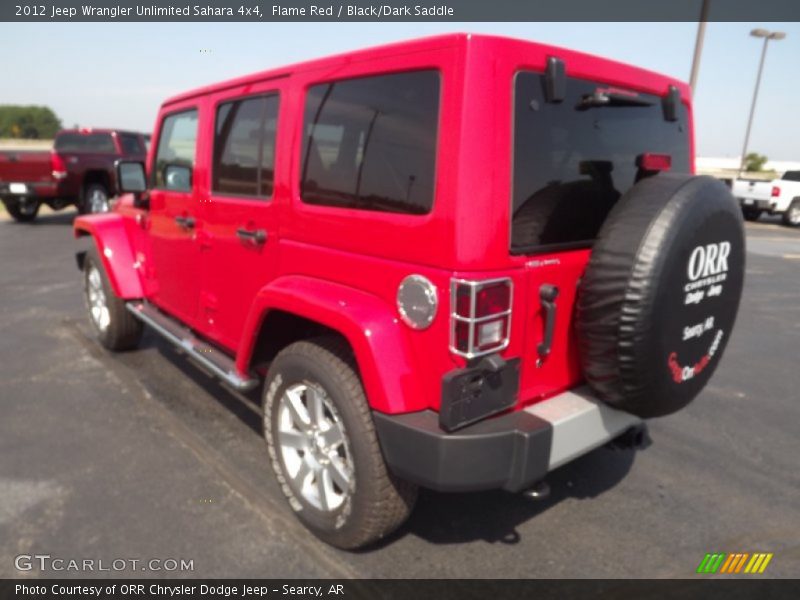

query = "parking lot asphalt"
[{"left": 1, "top": 210, "right": 798, "bottom": 579}]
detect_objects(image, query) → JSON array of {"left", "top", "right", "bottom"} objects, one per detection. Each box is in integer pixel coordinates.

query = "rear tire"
[
  {"left": 83, "top": 248, "right": 143, "bottom": 351},
  {"left": 742, "top": 206, "right": 762, "bottom": 222},
  {"left": 79, "top": 183, "right": 111, "bottom": 214},
  {"left": 3, "top": 198, "right": 40, "bottom": 223},
  {"left": 263, "top": 337, "right": 417, "bottom": 550},
  {"left": 782, "top": 199, "right": 800, "bottom": 227}
]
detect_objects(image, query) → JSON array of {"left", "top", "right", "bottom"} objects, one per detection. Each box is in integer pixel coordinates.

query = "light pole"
[
  {"left": 689, "top": 0, "right": 710, "bottom": 94},
  {"left": 739, "top": 28, "right": 786, "bottom": 174}
]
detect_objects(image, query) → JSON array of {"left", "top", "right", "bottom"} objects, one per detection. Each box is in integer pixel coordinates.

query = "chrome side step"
[{"left": 126, "top": 301, "right": 258, "bottom": 392}]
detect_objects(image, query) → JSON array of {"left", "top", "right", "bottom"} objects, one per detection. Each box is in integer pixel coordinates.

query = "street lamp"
[{"left": 739, "top": 28, "right": 786, "bottom": 174}]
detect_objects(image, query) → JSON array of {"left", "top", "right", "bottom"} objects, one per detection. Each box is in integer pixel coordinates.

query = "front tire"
[
  {"left": 3, "top": 198, "right": 40, "bottom": 223},
  {"left": 80, "top": 183, "right": 111, "bottom": 214},
  {"left": 263, "top": 337, "right": 417, "bottom": 550},
  {"left": 782, "top": 199, "right": 800, "bottom": 227},
  {"left": 83, "top": 248, "right": 143, "bottom": 351}
]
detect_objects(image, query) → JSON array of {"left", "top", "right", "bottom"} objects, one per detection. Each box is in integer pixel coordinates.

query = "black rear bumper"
[{"left": 373, "top": 407, "right": 553, "bottom": 493}]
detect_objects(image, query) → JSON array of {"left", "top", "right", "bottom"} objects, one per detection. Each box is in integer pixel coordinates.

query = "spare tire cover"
[{"left": 576, "top": 174, "right": 745, "bottom": 418}]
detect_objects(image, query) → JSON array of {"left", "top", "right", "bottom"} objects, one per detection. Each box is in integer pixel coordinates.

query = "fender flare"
[
  {"left": 238, "top": 276, "right": 423, "bottom": 414},
  {"left": 73, "top": 213, "right": 143, "bottom": 299}
]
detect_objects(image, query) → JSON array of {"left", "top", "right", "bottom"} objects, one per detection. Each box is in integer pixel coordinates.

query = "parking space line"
[{"left": 63, "top": 319, "right": 359, "bottom": 579}]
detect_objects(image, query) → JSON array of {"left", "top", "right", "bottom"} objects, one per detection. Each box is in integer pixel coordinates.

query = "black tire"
[
  {"left": 741, "top": 206, "right": 762, "bottom": 222},
  {"left": 3, "top": 198, "right": 40, "bottom": 223},
  {"left": 576, "top": 174, "right": 745, "bottom": 418},
  {"left": 82, "top": 247, "right": 143, "bottom": 351},
  {"left": 79, "top": 183, "right": 111, "bottom": 214},
  {"left": 263, "top": 337, "right": 417, "bottom": 550},
  {"left": 782, "top": 199, "right": 800, "bottom": 227}
]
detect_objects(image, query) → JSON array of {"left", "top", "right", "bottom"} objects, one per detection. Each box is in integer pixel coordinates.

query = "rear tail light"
[
  {"left": 450, "top": 278, "right": 512, "bottom": 359},
  {"left": 50, "top": 151, "right": 67, "bottom": 180},
  {"left": 772, "top": 186, "right": 781, "bottom": 197},
  {"left": 637, "top": 153, "right": 672, "bottom": 172}
]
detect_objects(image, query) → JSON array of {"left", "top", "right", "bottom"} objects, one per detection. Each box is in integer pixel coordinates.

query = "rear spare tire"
[{"left": 576, "top": 174, "right": 745, "bottom": 418}]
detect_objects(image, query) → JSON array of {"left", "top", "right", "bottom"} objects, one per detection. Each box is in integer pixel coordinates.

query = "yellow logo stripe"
[{"left": 758, "top": 554, "right": 773, "bottom": 573}]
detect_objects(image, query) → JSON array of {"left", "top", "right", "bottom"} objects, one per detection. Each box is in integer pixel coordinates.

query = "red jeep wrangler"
[{"left": 74, "top": 34, "right": 745, "bottom": 549}]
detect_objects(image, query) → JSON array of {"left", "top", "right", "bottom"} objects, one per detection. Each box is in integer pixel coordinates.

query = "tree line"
[{"left": 0, "top": 105, "right": 62, "bottom": 139}]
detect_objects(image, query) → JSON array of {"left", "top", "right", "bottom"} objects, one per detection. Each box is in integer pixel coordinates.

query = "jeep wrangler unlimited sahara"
[{"left": 74, "top": 34, "right": 745, "bottom": 549}]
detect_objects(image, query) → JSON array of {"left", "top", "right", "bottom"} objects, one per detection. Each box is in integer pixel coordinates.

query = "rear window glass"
[
  {"left": 512, "top": 72, "right": 691, "bottom": 252},
  {"left": 213, "top": 94, "right": 279, "bottom": 198},
  {"left": 300, "top": 70, "right": 440, "bottom": 215},
  {"left": 55, "top": 133, "right": 116, "bottom": 154}
]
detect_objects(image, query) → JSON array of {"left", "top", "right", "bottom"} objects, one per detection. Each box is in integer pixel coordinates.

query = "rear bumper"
[
  {"left": 0, "top": 181, "right": 63, "bottom": 200},
  {"left": 373, "top": 388, "right": 641, "bottom": 493},
  {"left": 737, "top": 197, "right": 772, "bottom": 211}
]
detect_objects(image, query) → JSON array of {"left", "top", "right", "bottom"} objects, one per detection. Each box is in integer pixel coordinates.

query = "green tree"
[
  {"left": 744, "top": 152, "right": 768, "bottom": 172},
  {"left": 0, "top": 105, "right": 62, "bottom": 139}
]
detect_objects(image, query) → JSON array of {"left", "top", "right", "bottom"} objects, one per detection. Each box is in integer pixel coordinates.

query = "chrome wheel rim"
[
  {"left": 88, "top": 188, "right": 109, "bottom": 213},
  {"left": 86, "top": 266, "right": 110, "bottom": 331},
  {"left": 276, "top": 382, "right": 353, "bottom": 512},
  {"left": 790, "top": 206, "right": 800, "bottom": 225}
]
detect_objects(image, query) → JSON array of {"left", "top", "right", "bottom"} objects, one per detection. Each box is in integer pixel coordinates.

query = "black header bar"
[{"left": 3, "top": 0, "right": 800, "bottom": 22}]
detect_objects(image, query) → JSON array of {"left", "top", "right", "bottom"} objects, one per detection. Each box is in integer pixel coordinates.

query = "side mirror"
[
  {"left": 116, "top": 160, "right": 147, "bottom": 193},
  {"left": 164, "top": 164, "right": 192, "bottom": 191}
]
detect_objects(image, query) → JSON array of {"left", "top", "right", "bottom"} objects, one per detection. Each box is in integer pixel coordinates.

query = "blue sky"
[{"left": 2, "top": 21, "right": 798, "bottom": 159}]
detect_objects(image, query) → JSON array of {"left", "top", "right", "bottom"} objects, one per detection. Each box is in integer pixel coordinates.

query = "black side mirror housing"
[{"left": 115, "top": 160, "right": 149, "bottom": 208}]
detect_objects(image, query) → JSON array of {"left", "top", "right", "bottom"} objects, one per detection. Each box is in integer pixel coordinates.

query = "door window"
[
  {"left": 213, "top": 95, "right": 279, "bottom": 198},
  {"left": 153, "top": 110, "right": 198, "bottom": 191}
]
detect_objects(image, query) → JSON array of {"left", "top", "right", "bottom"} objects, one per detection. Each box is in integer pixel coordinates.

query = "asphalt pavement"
[{"left": 1, "top": 210, "right": 798, "bottom": 578}]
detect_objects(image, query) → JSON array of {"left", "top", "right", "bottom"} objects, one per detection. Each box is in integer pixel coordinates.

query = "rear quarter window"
[
  {"left": 300, "top": 70, "right": 440, "bottom": 215},
  {"left": 511, "top": 72, "right": 691, "bottom": 252},
  {"left": 55, "top": 133, "right": 116, "bottom": 154},
  {"left": 119, "top": 133, "right": 145, "bottom": 155}
]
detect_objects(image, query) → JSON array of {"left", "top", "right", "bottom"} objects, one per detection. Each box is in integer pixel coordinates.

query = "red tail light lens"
[
  {"left": 637, "top": 153, "right": 672, "bottom": 172},
  {"left": 772, "top": 186, "right": 781, "bottom": 197},
  {"left": 451, "top": 278, "right": 513, "bottom": 358},
  {"left": 50, "top": 151, "right": 67, "bottom": 180}
]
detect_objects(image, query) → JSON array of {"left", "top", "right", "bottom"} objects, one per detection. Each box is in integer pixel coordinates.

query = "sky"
[{"left": 2, "top": 21, "right": 799, "bottom": 160}]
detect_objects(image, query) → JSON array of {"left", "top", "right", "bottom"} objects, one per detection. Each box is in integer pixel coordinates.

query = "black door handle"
[
  {"left": 175, "top": 215, "right": 195, "bottom": 230},
  {"left": 236, "top": 227, "right": 267, "bottom": 245},
  {"left": 537, "top": 284, "right": 559, "bottom": 359}
]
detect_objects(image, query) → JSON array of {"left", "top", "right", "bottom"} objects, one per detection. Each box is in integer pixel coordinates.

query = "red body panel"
[
  {"left": 74, "top": 211, "right": 143, "bottom": 299},
  {"left": 75, "top": 34, "right": 695, "bottom": 416},
  {"left": 0, "top": 151, "right": 52, "bottom": 184}
]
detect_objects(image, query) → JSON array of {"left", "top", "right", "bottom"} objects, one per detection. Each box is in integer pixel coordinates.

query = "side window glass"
[
  {"left": 154, "top": 110, "right": 198, "bottom": 191},
  {"left": 119, "top": 133, "right": 144, "bottom": 155},
  {"left": 300, "top": 70, "right": 440, "bottom": 215},
  {"left": 213, "top": 95, "right": 279, "bottom": 198}
]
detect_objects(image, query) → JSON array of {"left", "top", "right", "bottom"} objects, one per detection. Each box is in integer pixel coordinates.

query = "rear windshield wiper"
[{"left": 576, "top": 92, "right": 654, "bottom": 111}]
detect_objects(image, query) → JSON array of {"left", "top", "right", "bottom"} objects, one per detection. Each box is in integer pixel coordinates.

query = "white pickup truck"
[{"left": 732, "top": 171, "right": 800, "bottom": 226}]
